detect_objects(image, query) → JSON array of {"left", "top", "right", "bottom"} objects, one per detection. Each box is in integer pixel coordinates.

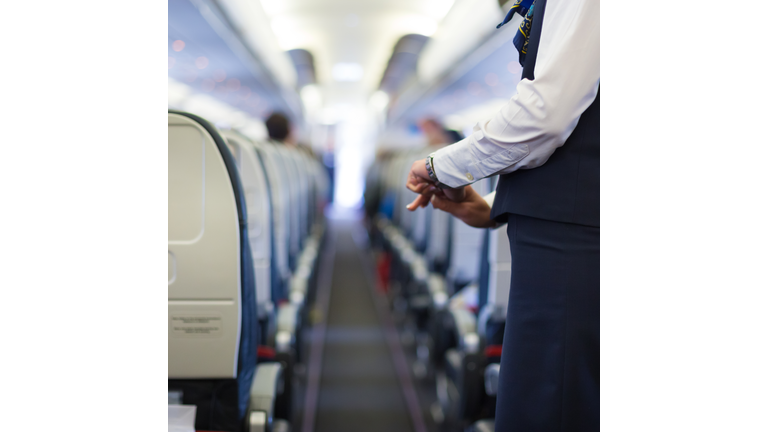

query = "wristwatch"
[{"left": 425, "top": 153, "right": 446, "bottom": 188}]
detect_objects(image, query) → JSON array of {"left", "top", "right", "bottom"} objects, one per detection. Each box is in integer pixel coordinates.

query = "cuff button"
[{"left": 465, "top": 173, "right": 474, "bottom": 181}]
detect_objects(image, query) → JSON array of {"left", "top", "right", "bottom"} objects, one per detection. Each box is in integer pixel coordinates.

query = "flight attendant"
[{"left": 405, "top": 0, "right": 599, "bottom": 430}]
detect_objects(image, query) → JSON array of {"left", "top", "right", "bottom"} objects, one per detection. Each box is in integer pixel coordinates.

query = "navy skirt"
[{"left": 495, "top": 214, "right": 599, "bottom": 431}]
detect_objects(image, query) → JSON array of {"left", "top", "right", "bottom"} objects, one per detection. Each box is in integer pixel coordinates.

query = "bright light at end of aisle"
[
  {"left": 332, "top": 63, "right": 364, "bottom": 82},
  {"left": 370, "top": 91, "right": 389, "bottom": 112},
  {"left": 301, "top": 85, "right": 323, "bottom": 120},
  {"left": 333, "top": 106, "right": 375, "bottom": 208}
]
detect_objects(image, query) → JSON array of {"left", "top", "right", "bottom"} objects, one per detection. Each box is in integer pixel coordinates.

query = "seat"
[
  {"left": 230, "top": 133, "right": 313, "bottom": 421},
  {"left": 448, "top": 197, "right": 511, "bottom": 429},
  {"left": 429, "top": 176, "right": 511, "bottom": 429},
  {"left": 425, "top": 207, "right": 451, "bottom": 275},
  {"left": 401, "top": 175, "right": 491, "bottom": 374},
  {"left": 272, "top": 145, "right": 302, "bottom": 272},
  {"left": 444, "top": 177, "right": 493, "bottom": 293},
  {"left": 221, "top": 130, "right": 274, "bottom": 330},
  {"left": 168, "top": 111, "right": 285, "bottom": 432},
  {"left": 255, "top": 141, "right": 293, "bottom": 294},
  {"left": 477, "top": 202, "right": 511, "bottom": 348},
  {"left": 288, "top": 149, "right": 310, "bottom": 248}
]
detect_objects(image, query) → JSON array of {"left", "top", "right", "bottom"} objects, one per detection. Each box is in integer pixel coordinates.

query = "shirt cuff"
[{"left": 431, "top": 137, "right": 479, "bottom": 188}]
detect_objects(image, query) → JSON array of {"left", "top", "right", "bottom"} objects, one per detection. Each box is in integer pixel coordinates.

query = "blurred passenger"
[
  {"left": 266, "top": 111, "right": 318, "bottom": 159},
  {"left": 265, "top": 112, "right": 297, "bottom": 147},
  {"left": 443, "top": 128, "right": 463, "bottom": 143},
  {"left": 405, "top": 0, "right": 599, "bottom": 430},
  {"left": 418, "top": 118, "right": 459, "bottom": 147}
]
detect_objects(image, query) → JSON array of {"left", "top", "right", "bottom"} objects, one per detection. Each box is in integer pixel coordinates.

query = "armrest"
[
  {"left": 248, "top": 362, "right": 283, "bottom": 432},
  {"left": 427, "top": 274, "right": 448, "bottom": 309},
  {"left": 290, "top": 267, "right": 311, "bottom": 296},
  {"left": 399, "top": 243, "right": 416, "bottom": 265},
  {"left": 469, "top": 419, "right": 496, "bottom": 432},
  {"left": 298, "top": 243, "right": 318, "bottom": 269},
  {"left": 277, "top": 303, "right": 298, "bottom": 334},
  {"left": 427, "top": 274, "right": 447, "bottom": 295},
  {"left": 448, "top": 308, "right": 477, "bottom": 339},
  {"left": 288, "top": 263, "right": 311, "bottom": 308},
  {"left": 410, "top": 256, "right": 429, "bottom": 284},
  {"left": 448, "top": 307, "right": 479, "bottom": 353},
  {"left": 276, "top": 303, "right": 298, "bottom": 353}
]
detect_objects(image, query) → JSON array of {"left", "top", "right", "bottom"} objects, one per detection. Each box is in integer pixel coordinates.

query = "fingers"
[
  {"left": 406, "top": 174, "right": 431, "bottom": 192},
  {"left": 407, "top": 181, "right": 431, "bottom": 194},
  {"left": 406, "top": 159, "right": 453, "bottom": 211},
  {"left": 406, "top": 193, "right": 431, "bottom": 211}
]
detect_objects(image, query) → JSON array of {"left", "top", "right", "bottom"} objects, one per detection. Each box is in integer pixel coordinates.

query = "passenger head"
[
  {"left": 419, "top": 118, "right": 452, "bottom": 146},
  {"left": 265, "top": 112, "right": 291, "bottom": 142},
  {"left": 444, "top": 129, "right": 463, "bottom": 143}
]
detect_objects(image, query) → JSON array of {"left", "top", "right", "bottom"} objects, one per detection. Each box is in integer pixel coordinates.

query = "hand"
[
  {"left": 430, "top": 185, "right": 497, "bottom": 228},
  {"left": 405, "top": 159, "right": 467, "bottom": 211},
  {"left": 405, "top": 159, "right": 434, "bottom": 210}
]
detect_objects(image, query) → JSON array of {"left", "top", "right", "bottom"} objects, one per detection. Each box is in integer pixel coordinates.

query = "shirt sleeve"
[{"left": 431, "top": 0, "right": 600, "bottom": 188}]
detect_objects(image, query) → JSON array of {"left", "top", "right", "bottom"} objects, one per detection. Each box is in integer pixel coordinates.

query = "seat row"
[
  {"left": 168, "top": 110, "right": 329, "bottom": 432},
  {"left": 364, "top": 147, "right": 511, "bottom": 432}
]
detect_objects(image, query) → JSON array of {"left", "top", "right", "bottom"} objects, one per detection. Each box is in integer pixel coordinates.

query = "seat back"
[
  {"left": 476, "top": 176, "right": 509, "bottom": 343},
  {"left": 485, "top": 224, "right": 511, "bottom": 318},
  {"left": 311, "top": 154, "right": 331, "bottom": 219},
  {"left": 252, "top": 141, "right": 292, "bottom": 301},
  {"left": 411, "top": 203, "right": 431, "bottom": 252},
  {"left": 383, "top": 152, "right": 406, "bottom": 223},
  {"left": 445, "top": 177, "right": 493, "bottom": 290},
  {"left": 273, "top": 145, "right": 301, "bottom": 271},
  {"left": 168, "top": 111, "right": 258, "bottom": 428},
  {"left": 425, "top": 205, "right": 451, "bottom": 273},
  {"left": 296, "top": 152, "right": 314, "bottom": 231},
  {"left": 222, "top": 131, "right": 273, "bottom": 320},
  {"left": 289, "top": 149, "right": 310, "bottom": 247}
]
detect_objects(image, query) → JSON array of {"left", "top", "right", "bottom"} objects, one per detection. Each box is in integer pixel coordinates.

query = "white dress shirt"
[{"left": 432, "top": 0, "right": 600, "bottom": 188}]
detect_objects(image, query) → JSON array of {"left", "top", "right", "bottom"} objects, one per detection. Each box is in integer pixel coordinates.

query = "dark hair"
[
  {"left": 265, "top": 112, "right": 290, "bottom": 141},
  {"left": 444, "top": 129, "right": 463, "bottom": 143}
]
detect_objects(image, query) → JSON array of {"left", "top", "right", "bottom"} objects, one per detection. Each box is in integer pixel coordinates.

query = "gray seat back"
[
  {"left": 425, "top": 206, "right": 451, "bottom": 272},
  {"left": 290, "top": 150, "right": 310, "bottom": 245},
  {"left": 168, "top": 113, "right": 244, "bottom": 379},
  {"left": 252, "top": 141, "right": 292, "bottom": 298},
  {"left": 168, "top": 110, "right": 259, "bottom": 431},
  {"left": 445, "top": 177, "right": 493, "bottom": 288},
  {"left": 273, "top": 145, "right": 301, "bottom": 270},
  {"left": 222, "top": 130, "right": 273, "bottom": 319}
]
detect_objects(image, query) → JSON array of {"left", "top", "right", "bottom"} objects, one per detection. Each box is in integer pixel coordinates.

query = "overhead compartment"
[
  {"left": 385, "top": 0, "right": 526, "bottom": 138},
  {"left": 168, "top": 0, "right": 302, "bottom": 126}
]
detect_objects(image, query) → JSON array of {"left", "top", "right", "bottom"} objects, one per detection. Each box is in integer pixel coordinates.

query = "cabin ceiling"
[{"left": 258, "top": 0, "right": 455, "bottom": 106}]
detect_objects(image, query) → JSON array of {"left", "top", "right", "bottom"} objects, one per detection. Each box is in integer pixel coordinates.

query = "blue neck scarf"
[{"left": 496, "top": 0, "right": 536, "bottom": 66}]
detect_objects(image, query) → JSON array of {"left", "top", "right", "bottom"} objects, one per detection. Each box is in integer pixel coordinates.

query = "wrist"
[{"left": 426, "top": 153, "right": 446, "bottom": 188}]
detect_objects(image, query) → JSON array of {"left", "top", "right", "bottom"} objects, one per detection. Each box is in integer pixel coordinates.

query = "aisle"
[{"left": 308, "top": 218, "right": 414, "bottom": 432}]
